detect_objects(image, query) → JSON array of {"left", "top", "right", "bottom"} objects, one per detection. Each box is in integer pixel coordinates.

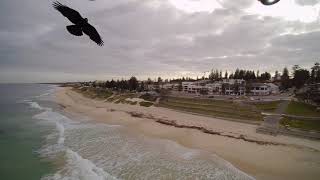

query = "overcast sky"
[{"left": 1, "top": 0, "right": 320, "bottom": 83}]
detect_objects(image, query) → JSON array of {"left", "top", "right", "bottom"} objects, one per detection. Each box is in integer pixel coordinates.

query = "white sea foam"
[
  {"left": 56, "top": 122, "right": 65, "bottom": 145},
  {"left": 34, "top": 103, "right": 117, "bottom": 180},
  {"left": 27, "top": 101, "right": 44, "bottom": 110},
  {"left": 42, "top": 149, "right": 118, "bottom": 180}
]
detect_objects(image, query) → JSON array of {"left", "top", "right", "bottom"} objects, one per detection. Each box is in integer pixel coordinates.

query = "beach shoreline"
[{"left": 55, "top": 87, "right": 320, "bottom": 180}]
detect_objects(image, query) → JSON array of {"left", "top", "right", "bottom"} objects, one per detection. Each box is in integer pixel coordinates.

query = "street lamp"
[{"left": 259, "top": 0, "right": 281, "bottom": 5}]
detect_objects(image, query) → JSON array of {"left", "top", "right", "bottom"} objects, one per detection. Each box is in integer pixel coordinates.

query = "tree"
[
  {"left": 229, "top": 73, "right": 234, "bottom": 79},
  {"left": 293, "top": 69, "right": 310, "bottom": 88},
  {"left": 147, "top": 78, "right": 152, "bottom": 85},
  {"left": 281, "top": 67, "right": 290, "bottom": 90},
  {"left": 252, "top": 71, "right": 256, "bottom": 80},
  {"left": 157, "top": 77, "right": 163, "bottom": 83},
  {"left": 239, "top": 70, "right": 245, "bottom": 79},
  {"left": 259, "top": 72, "right": 271, "bottom": 81},
  {"left": 224, "top": 71, "right": 228, "bottom": 79},
  {"left": 209, "top": 69, "right": 220, "bottom": 81},
  {"left": 139, "top": 81, "right": 145, "bottom": 92},
  {"left": 215, "top": 70, "right": 219, "bottom": 79},
  {"left": 292, "top": 65, "right": 300, "bottom": 76},
  {"left": 128, "top": 76, "right": 138, "bottom": 91},
  {"left": 274, "top": 70, "right": 280, "bottom": 80},
  {"left": 234, "top": 69, "right": 240, "bottom": 79},
  {"left": 311, "top": 62, "right": 320, "bottom": 82}
]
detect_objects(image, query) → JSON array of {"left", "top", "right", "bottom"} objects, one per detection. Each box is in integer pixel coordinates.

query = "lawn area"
[
  {"left": 73, "top": 87, "right": 113, "bottom": 99},
  {"left": 285, "top": 101, "right": 320, "bottom": 117},
  {"left": 107, "top": 93, "right": 137, "bottom": 104},
  {"left": 139, "top": 101, "right": 154, "bottom": 107},
  {"left": 280, "top": 117, "right": 320, "bottom": 132},
  {"left": 158, "top": 96, "right": 262, "bottom": 121},
  {"left": 139, "top": 93, "right": 157, "bottom": 102},
  {"left": 74, "top": 87, "right": 153, "bottom": 107},
  {"left": 252, "top": 101, "right": 283, "bottom": 113}
]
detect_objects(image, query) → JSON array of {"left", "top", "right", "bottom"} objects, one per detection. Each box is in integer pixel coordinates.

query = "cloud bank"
[{"left": 0, "top": 0, "right": 320, "bottom": 82}]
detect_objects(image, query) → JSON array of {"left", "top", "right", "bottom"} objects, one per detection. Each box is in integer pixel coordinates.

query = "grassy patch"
[
  {"left": 158, "top": 97, "right": 262, "bottom": 121},
  {"left": 140, "top": 93, "right": 157, "bottom": 102},
  {"left": 280, "top": 117, "right": 320, "bottom": 132},
  {"left": 139, "top": 101, "right": 154, "bottom": 107},
  {"left": 106, "top": 93, "right": 138, "bottom": 104},
  {"left": 73, "top": 87, "right": 113, "bottom": 99},
  {"left": 286, "top": 101, "right": 320, "bottom": 117},
  {"left": 130, "top": 101, "right": 138, "bottom": 105},
  {"left": 253, "top": 101, "right": 282, "bottom": 112}
]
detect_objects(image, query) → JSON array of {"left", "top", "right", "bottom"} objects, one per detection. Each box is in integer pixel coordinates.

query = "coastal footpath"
[{"left": 55, "top": 87, "right": 320, "bottom": 180}]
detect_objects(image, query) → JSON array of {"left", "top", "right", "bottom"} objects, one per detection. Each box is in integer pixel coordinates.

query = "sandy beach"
[{"left": 55, "top": 87, "right": 320, "bottom": 180}]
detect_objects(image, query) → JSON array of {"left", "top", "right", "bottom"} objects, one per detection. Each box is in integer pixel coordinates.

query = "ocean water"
[{"left": 0, "top": 84, "right": 255, "bottom": 180}]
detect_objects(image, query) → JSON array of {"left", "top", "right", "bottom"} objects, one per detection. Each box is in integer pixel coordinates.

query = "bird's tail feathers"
[{"left": 66, "top": 25, "right": 83, "bottom": 36}]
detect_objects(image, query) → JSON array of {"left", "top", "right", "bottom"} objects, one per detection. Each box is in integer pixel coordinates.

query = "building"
[
  {"left": 205, "top": 82, "right": 222, "bottom": 95},
  {"left": 145, "top": 84, "right": 159, "bottom": 91},
  {"left": 182, "top": 79, "right": 246, "bottom": 96},
  {"left": 267, "top": 83, "right": 280, "bottom": 94},
  {"left": 250, "top": 83, "right": 279, "bottom": 96},
  {"left": 250, "top": 83, "right": 270, "bottom": 95},
  {"left": 161, "top": 83, "right": 180, "bottom": 91},
  {"left": 182, "top": 82, "right": 205, "bottom": 94},
  {"left": 223, "top": 83, "right": 246, "bottom": 96}
]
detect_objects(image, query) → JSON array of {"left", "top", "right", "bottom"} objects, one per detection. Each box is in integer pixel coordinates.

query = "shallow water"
[
  {"left": 1, "top": 84, "right": 255, "bottom": 180},
  {"left": 0, "top": 84, "right": 55, "bottom": 180}
]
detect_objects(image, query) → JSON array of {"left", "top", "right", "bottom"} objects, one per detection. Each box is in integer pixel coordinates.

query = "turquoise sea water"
[
  {"left": 0, "top": 84, "right": 55, "bottom": 180},
  {"left": 0, "top": 84, "right": 255, "bottom": 180}
]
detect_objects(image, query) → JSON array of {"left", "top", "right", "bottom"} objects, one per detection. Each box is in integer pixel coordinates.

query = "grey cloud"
[
  {"left": 0, "top": 0, "right": 320, "bottom": 82},
  {"left": 295, "top": 0, "right": 320, "bottom": 6},
  {"left": 217, "top": 0, "right": 254, "bottom": 9}
]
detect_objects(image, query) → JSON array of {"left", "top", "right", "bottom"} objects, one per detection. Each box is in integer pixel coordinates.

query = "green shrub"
[{"left": 139, "top": 101, "right": 154, "bottom": 107}]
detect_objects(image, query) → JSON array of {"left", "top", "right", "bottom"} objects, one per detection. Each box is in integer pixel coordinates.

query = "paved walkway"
[{"left": 256, "top": 101, "right": 290, "bottom": 136}]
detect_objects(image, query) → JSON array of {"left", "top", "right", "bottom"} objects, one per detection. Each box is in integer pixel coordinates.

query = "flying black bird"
[
  {"left": 259, "top": 0, "right": 281, "bottom": 5},
  {"left": 53, "top": 1, "right": 104, "bottom": 46}
]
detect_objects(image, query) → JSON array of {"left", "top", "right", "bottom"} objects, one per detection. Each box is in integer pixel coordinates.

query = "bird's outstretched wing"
[
  {"left": 259, "top": 0, "right": 281, "bottom": 5},
  {"left": 53, "top": 1, "right": 83, "bottom": 24},
  {"left": 82, "top": 23, "right": 104, "bottom": 46}
]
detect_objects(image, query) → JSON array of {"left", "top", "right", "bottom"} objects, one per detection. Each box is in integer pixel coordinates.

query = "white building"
[
  {"left": 161, "top": 83, "right": 174, "bottom": 90},
  {"left": 205, "top": 82, "right": 222, "bottom": 95},
  {"left": 182, "top": 79, "right": 246, "bottom": 96},
  {"left": 267, "top": 83, "right": 280, "bottom": 94},
  {"left": 161, "top": 83, "right": 180, "bottom": 91},
  {"left": 223, "top": 84, "right": 246, "bottom": 96},
  {"left": 250, "top": 83, "right": 279, "bottom": 96},
  {"left": 182, "top": 82, "right": 204, "bottom": 94}
]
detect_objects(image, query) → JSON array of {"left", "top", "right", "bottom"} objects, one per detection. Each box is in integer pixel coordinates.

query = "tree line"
[{"left": 82, "top": 62, "right": 320, "bottom": 91}]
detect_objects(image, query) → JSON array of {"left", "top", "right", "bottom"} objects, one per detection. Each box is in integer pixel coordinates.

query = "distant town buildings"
[
  {"left": 171, "top": 79, "right": 279, "bottom": 96},
  {"left": 80, "top": 78, "right": 280, "bottom": 97}
]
